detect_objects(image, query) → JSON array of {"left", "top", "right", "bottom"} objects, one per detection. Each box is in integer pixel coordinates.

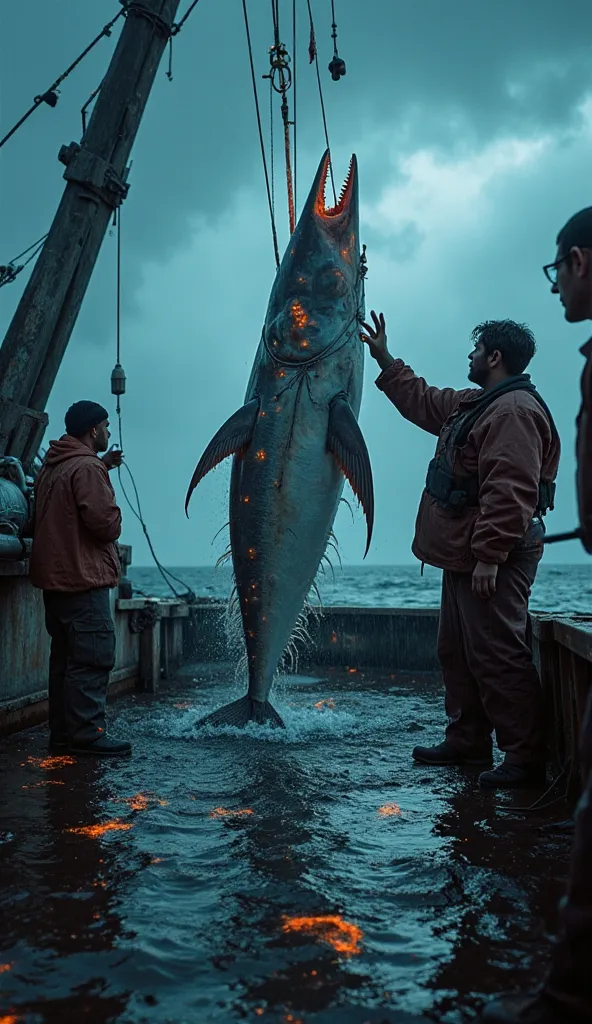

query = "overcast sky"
[{"left": 2, "top": 0, "right": 592, "bottom": 570}]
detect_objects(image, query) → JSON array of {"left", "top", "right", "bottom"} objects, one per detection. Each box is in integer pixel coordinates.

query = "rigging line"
[
  {"left": 115, "top": 410, "right": 193, "bottom": 599},
  {"left": 292, "top": 0, "right": 297, "bottom": 215},
  {"left": 269, "top": 77, "right": 275, "bottom": 221},
  {"left": 306, "top": 0, "right": 337, "bottom": 206},
  {"left": 241, "top": 0, "right": 281, "bottom": 269},
  {"left": 171, "top": 0, "right": 201, "bottom": 35},
  {"left": 271, "top": 0, "right": 280, "bottom": 47},
  {"left": 116, "top": 210, "right": 122, "bottom": 366},
  {"left": 0, "top": 7, "right": 125, "bottom": 150},
  {"left": 330, "top": 0, "right": 338, "bottom": 55},
  {"left": 0, "top": 234, "right": 49, "bottom": 288}
]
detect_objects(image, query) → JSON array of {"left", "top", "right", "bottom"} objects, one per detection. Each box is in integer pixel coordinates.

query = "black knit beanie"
[{"left": 65, "top": 401, "right": 109, "bottom": 439}]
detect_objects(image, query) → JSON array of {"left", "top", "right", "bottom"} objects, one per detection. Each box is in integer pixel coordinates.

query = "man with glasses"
[
  {"left": 482, "top": 209, "right": 592, "bottom": 1022},
  {"left": 361, "top": 315, "right": 560, "bottom": 789}
]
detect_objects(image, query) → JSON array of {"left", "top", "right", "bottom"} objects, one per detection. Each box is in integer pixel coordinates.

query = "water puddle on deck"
[{"left": 0, "top": 666, "right": 572, "bottom": 1023}]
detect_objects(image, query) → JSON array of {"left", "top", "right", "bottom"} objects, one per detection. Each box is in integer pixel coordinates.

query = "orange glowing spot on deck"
[
  {"left": 0, "top": 964, "right": 12, "bottom": 973},
  {"left": 378, "top": 803, "right": 402, "bottom": 817},
  {"left": 148, "top": 856, "right": 164, "bottom": 864},
  {"left": 331, "top": 631, "right": 338, "bottom": 644},
  {"left": 299, "top": 339, "right": 310, "bottom": 349},
  {"left": 68, "top": 820, "right": 133, "bottom": 838},
  {"left": 255, "top": 1010, "right": 264, "bottom": 1018},
  {"left": 255, "top": 449, "right": 267, "bottom": 461},
  {"left": 273, "top": 339, "right": 279, "bottom": 347},
  {"left": 347, "top": 667, "right": 358, "bottom": 674},
  {"left": 40, "top": 755, "right": 76, "bottom": 769},
  {"left": 259, "top": 411, "right": 267, "bottom": 417},
  {"left": 314, "top": 698, "right": 335, "bottom": 710},
  {"left": 281, "top": 914, "right": 363, "bottom": 956},
  {"left": 242, "top": 495, "right": 250, "bottom": 503},
  {"left": 22, "top": 780, "right": 65, "bottom": 788},
  {"left": 248, "top": 630, "right": 255, "bottom": 638},
  {"left": 209, "top": 807, "right": 254, "bottom": 819},
  {"left": 276, "top": 369, "right": 286, "bottom": 378},
  {"left": 297, "top": 276, "right": 306, "bottom": 283},
  {"left": 0, "top": 1016, "right": 21, "bottom": 1024},
  {"left": 248, "top": 547, "right": 257, "bottom": 560}
]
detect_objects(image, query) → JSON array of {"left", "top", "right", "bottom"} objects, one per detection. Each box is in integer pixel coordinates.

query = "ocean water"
[{"left": 129, "top": 561, "right": 592, "bottom": 615}]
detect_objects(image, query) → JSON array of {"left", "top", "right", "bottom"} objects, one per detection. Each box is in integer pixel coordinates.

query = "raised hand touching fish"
[{"left": 186, "top": 151, "right": 374, "bottom": 728}]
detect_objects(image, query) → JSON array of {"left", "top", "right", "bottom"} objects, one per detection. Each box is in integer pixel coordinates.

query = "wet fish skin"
[{"left": 186, "top": 151, "right": 373, "bottom": 727}]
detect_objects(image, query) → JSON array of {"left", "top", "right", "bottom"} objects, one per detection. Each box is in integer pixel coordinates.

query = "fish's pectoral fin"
[
  {"left": 185, "top": 399, "right": 260, "bottom": 514},
  {"left": 196, "top": 696, "right": 285, "bottom": 729},
  {"left": 326, "top": 394, "right": 374, "bottom": 558}
]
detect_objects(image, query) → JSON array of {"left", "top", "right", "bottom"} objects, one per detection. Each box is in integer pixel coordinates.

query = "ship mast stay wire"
[{"left": 112, "top": 209, "right": 195, "bottom": 602}]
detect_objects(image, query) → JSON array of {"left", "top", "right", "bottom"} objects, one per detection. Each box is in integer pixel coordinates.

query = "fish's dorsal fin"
[
  {"left": 326, "top": 394, "right": 374, "bottom": 558},
  {"left": 185, "top": 399, "right": 259, "bottom": 515}
]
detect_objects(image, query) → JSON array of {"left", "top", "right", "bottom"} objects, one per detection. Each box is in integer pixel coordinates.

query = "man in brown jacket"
[
  {"left": 30, "top": 401, "right": 131, "bottom": 757},
  {"left": 482, "top": 212, "right": 592, "bottom": 1023},
  {"left": 361, "top": 315, "right": 560, "bottom": 789}
]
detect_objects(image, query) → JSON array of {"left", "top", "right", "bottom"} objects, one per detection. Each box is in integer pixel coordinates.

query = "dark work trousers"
[
  {"left": 43, "top": 588, "right": 116, "bottom": 746},
  {"left": 545, "top": 691, "right": 592, "bottom": 1020},
  {"left": 437, "top": 530, "right": 545, "bottom": 765}
]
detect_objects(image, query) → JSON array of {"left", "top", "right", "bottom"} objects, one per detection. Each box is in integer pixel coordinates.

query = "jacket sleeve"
[
  {"left": 375, "top": 359, "right": 477, "bottom": 436},
  {"left": 471, "top": 408, "right": 543, "bottom": 564},
  {"left": 577, "top": 356, "right": 592, "bottom": 553},
  {"left": 71, "top": 461, "right": 122, "bottom": 543}
]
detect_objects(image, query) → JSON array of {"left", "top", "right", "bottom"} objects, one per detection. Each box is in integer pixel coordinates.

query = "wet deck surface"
[{"left": 0, "top": 666, "right": 573, "bottom": 1023}]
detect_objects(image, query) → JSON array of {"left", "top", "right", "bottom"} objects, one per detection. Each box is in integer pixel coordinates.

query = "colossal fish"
[{"left": 186, "top": 151, "right": 374, "bottom": 728}]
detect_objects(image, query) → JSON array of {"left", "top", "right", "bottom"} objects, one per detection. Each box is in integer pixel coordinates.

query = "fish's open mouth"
[{"left": 315, "top": 153, "right": 355, "bottom": 218}]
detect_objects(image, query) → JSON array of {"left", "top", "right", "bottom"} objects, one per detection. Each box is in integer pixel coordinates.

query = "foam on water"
[{"left": 149, "top": 700, "right": 359, "bottom": 744}]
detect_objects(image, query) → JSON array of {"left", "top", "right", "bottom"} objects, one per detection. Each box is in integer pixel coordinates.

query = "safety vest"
[{"left": 425, "top": 375, "right": 557, "bottom": 516}]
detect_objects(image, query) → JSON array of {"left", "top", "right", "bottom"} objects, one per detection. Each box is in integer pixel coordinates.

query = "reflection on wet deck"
[{"left": 0, "top": 665, "right": 572, "bottom": 1023}]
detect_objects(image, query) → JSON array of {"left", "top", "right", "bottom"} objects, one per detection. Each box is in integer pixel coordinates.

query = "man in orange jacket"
[
  {"left": 481, "top": 210, "right": 592, "bottom": 1023},
  {"left": 30, "top": 401, "right": 131, "bottom": 757},
  {"left": 361, "top": 316, "right": 560, "bottom": 789}
]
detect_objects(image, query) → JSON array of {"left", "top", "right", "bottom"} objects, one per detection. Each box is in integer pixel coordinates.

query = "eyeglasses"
[{"left": 543, "top": 255, "right": 570, "bottom": 285}]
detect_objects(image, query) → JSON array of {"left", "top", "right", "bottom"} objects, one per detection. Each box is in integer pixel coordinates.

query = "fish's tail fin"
[{"left": 197, "top": 696, "right": 285, "bottom": 730}]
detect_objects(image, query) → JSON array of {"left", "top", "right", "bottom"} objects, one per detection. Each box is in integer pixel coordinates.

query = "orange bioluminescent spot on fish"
[
  {"left": 68, "top": 820, "right": 133, "bottom": 839},
  {"left": 209, "top": 807, "right": 254, "bottom": 819},
  {"left": 248, "top": 547, "right": 257, "bottom": 560},
  {"left": 314, "top": 698, "right": 335, "bottom": 710},
  {"left": 281, "top": 914, "right": 363, "bottom": 956},
  {"left": 291, "top": 300, "right": 309, "bottom": 330},
  {"left": 378, "top": 803, "right": 402, "bottom": 817},
  {"left": 39, "top": 755, "right": 76, "bottom": 770},
  {"left": 255, "top": 449, "right": 267, "bottom": 461}
]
